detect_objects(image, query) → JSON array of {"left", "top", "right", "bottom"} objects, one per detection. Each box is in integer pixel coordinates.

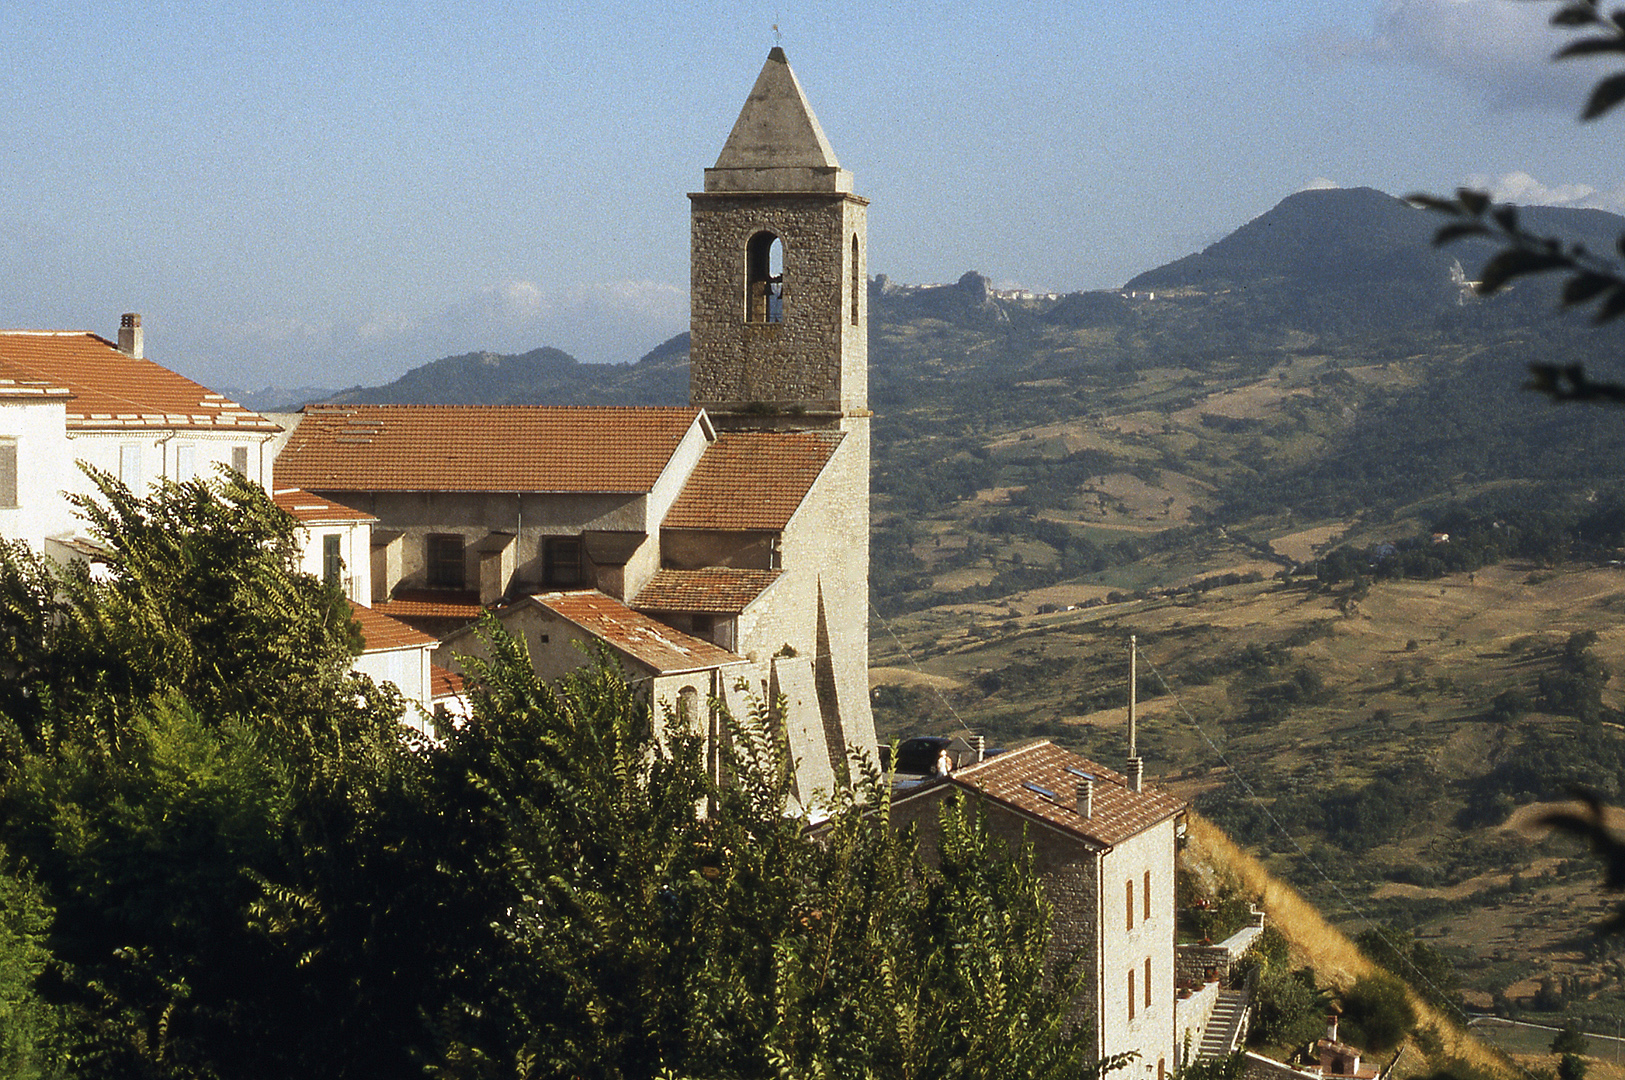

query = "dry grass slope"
[{"left": 1186, "top": 812, "right": 1513, "bottom": 1078}]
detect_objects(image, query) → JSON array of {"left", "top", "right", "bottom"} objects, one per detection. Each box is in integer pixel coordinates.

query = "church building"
[{"left": 274, "top": 48, "right": 879, "bottom": 804}]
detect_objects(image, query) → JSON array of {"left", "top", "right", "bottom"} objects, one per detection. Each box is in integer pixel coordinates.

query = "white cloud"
[
  {"left": 1466, "top": 170, "right": 1625, "bottom": 210},
  {"left": 1341, "top": 0, "right": 1592, "bottom": 111}
]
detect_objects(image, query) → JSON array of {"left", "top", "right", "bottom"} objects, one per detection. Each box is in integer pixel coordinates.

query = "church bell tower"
[{"left": 690, "top": 48, "right": 868, "bottom": 430}]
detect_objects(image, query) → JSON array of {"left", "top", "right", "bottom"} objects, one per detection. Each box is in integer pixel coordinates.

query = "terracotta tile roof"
[
  {"left": 375, "top": 589, "right": 485, "bottom": 621},
  {"left": 348, "top": 600, "right": 437, "bottom": 651},
  {"left": 0, "top": 331, "right": 278, "bottom": 431},
  {"left": 0, "top": 362, "right": 71, "bottom": 401},
  {"left": 533, "top": 590, "right": 747, "bottom": 674},
  {"left": 273, "top": 488, "right": 377, "bottom": 524},
  {"left": 277, "top": 404, "right": 705, "bottom": 493},
  {"left": 941, "top": 741, "right": 1187, "bottom": 849},
  {"left": 662, "top": 430, "right": 842, "bottom": 530},
  {"left": 633, "top": 567, "right": 781, "bottom": 613},
  {"left": 430, "top": 663, "right": 465, "bottom": 699}
]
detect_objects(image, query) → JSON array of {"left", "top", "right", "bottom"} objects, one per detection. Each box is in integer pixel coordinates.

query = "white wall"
[
  {"left": 1098, "top": 817, "right": 1179, "bottom": 1074},
  {"left": 0, "top": 400, "right": 76, "bottom": 549},
  {"left": 293, "top": 519, "right": 374, "bottom": 606}
]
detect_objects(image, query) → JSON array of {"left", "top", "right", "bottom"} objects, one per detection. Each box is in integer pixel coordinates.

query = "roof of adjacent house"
[
  {"left": 0, "top": 331, "right": 278, "bottom": 431},
  {"left": 430, "top": 663, "right": 465, "bottom": 700},
  {"left": 272, "top": 488, "right": 377, "bottom": 524},
  {"left": 918, "top": 741, "right": 1187, "bottom": 849},
  {"left": 276, "top": 404, "right": 707, "bottom": 493},
  {"left": 633, "top": 567, "right": 782, "bottom": 613},
  {"left": 348, "top": 601, "right": 438, "bottom": 652},
  {"left": 374, "top": 589, "right": 485, "bottom": 623},
  {"left": 532, "top": 590, "right": 747, "bottom": 674},
  {"left": 662, "top": 430, "right": 842, "bottom": 531}
]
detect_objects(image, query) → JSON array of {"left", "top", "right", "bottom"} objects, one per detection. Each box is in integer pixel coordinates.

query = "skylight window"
[{"left": 1021, "top": 781, "right": 1059, "bottom": 801}]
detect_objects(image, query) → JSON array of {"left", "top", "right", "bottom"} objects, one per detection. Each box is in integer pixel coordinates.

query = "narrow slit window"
[
  {"left": 1126, "top": 879, "right": 1134, "bottom": 930},
  {"left": 1145, "top": 870, "right": 1152, "bottom": 921},
  {"left": 1128, "top": 970, "right": 1136, "bottom": 1021},
  {"left": 850, "top": 234, "right": 860, "bottom": 325},
  {"left": 1145, "top": 957, "right": 1152, "bottom": 1008},
  {"left": 746, "top": 231, "right": 784, "bottom": 323}
]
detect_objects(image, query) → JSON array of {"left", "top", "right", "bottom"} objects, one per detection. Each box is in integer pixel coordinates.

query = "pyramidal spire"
[{"left": 705, "top": 49, "right": 852, "bottom": 193}]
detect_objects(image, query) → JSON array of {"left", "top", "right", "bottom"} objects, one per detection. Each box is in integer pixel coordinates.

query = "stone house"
[{"left": 890, "top": 741, "right": 1188, "bottom": 1076}]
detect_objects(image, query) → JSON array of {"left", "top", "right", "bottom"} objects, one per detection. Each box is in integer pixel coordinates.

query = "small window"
[
  {"left": 850, "top": 234, "right": 860, "bottom": 326},
  {"left": 119, "top": 444, "right": 142, "bottom": 488},
  {"left": 1126, "top": 879, "right": 1134, "bottom": 931},
  {"left": 1145, "top": 956, "right": 1152, "bottom": 1008},
  {"left": 1128, "top": 969, "right": 1135, "bottom": 1021},
  {"left": 0, "top": 439, "right": 16, "bottom": 509},
  {"left": 323, "top": 534, "right": 343, "bottom": 587},
  {"left": 231, "top": 445, "right": 249, "bottom": 475},
  {"left": 544, "top": 537, "right": 582, "bottom": 587},
  {"left": 1145, "top": 870, "right": 1152, "bottom": 921},
  {"left": 746, "top": 231, "right": 784, "bottom": 323},
  {"left": 426, "top": 534, "right": 465, "bottom": 588},
  {"left": 176, "top": 444, "right": 196, "bottom": 482}
]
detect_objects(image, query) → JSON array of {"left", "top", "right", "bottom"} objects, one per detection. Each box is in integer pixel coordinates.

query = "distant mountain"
[
  {"left": 320, "top": 335, "right": 691, "bottom": 408},
  {"left": 219, "top": 385, "right": 345, "bottom": 412}
]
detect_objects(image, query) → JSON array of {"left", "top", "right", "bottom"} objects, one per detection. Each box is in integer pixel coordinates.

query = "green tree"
[
  {"left": 1553, "top": 1022, "right": 1591, "bottom": 1056},
  {"left": 1560, "top": 1053, "right": 1590, "bottom": 1080},
  {"left": 1338, "top": 972, "right": 1417, "bottom": 1053}
]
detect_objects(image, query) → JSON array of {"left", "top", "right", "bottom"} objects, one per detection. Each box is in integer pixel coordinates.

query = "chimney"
[
  {"left": 1077, "top": 778, "right": 1094, "bottom": 818},
  {"left": 975, "top": 734, "right": 986, "bottom": 763},
  {"left": 1128, "top": 756, "right": 1143, "bottom": 793},
  {"left": 117, "top": 313, "right": 143, "bottom": 358},
  {"left": 1326, "top": 1013, "right": 1339, "bottom": 1043}
]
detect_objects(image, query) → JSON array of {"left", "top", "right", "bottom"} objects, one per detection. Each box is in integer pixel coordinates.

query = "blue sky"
[{"left": 1, "top": 1, "right": 1618, "bottom": 390}]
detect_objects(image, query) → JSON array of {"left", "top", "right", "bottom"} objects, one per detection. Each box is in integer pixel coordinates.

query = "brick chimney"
[{"left": 117, "top": 313, "right": 143, "bottom": 358}]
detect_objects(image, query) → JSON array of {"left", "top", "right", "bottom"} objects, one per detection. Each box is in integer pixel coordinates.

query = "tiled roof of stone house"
[
  {"left": 662, "top": 430, "right": 842, "bottom": 531},
  {"left": 633, "top": 567, "right": 781, "bottom": 613},
  {"left": 533, "top": 590, "right": 746, "bottom": 675},
  {"left": 276, "top": 404, "right": 706, "bottom": 493},
  {"left": 939, "top": 741, "right": 1187, "bottom": 849},
  {"left": 0, "top": 332, "right": 277, "bottom": 431}
]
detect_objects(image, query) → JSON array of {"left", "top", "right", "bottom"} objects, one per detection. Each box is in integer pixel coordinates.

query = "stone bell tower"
[
  {"left": 687, "top": 50, "right": 877, "bottom": 793},
  {"left": 690, "top": 47, "right": 869, "bottom": 429}
]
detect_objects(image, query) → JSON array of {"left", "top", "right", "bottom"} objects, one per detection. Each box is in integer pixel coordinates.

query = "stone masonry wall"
[{"left": 689, "top": 192, "right": 867, "bottom": 417}]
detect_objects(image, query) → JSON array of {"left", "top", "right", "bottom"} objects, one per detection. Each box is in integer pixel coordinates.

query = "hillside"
[{"left": 316, "top": 184, "right": 1625, "bottom": 1033}]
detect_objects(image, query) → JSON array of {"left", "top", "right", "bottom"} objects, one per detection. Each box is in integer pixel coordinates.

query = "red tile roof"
[
  {"left": 936, "top": 741, "right": 1186, "bottom": 849},
  {"left": 662, "top": 430, "right": 841, "bottom": 531},
  {"left": 374, "top": 589, "right": 485, "bottom": 622},
  {"left": 430, "top": 663, "right": 465, "bottom": 699},
  {"left": 533, "top": 590, "right": 746, "bottom": 674},
  {"left": 273, "top": 488, "right": 377, "bottom": 524},
  {"left": 633, "top": 567, "right": 781, "bottom": 613},
  {"left": 348, "top": 601, "right": 437, "bottom": 651},
  {"left": 0, "top": 331, "right": 278, "bottom": 431},
  {"left": 0, "top": 365, "right": 71, "bottom": 402},
  {"left": 276, "top": 404, "right": 705, "bottom": 493}
]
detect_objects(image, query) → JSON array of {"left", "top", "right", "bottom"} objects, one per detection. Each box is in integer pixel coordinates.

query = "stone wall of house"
[
  {"left": 1099, "top": 818, "right": 1179, "bottom": 1075},
  {"left": 689, "top": 192, "right": 867, "bottom": 419},
  {"left": 1177, "top": 944, "right": 1235, "bottom": 986},
  {"left": 889, "top": 787, "right": 1103, "bottom": 1042}
]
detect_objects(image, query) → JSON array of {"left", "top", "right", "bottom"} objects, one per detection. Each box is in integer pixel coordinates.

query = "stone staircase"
[{"left": 1198, "top": 989, "right": 1249, "bottom": 1060}]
